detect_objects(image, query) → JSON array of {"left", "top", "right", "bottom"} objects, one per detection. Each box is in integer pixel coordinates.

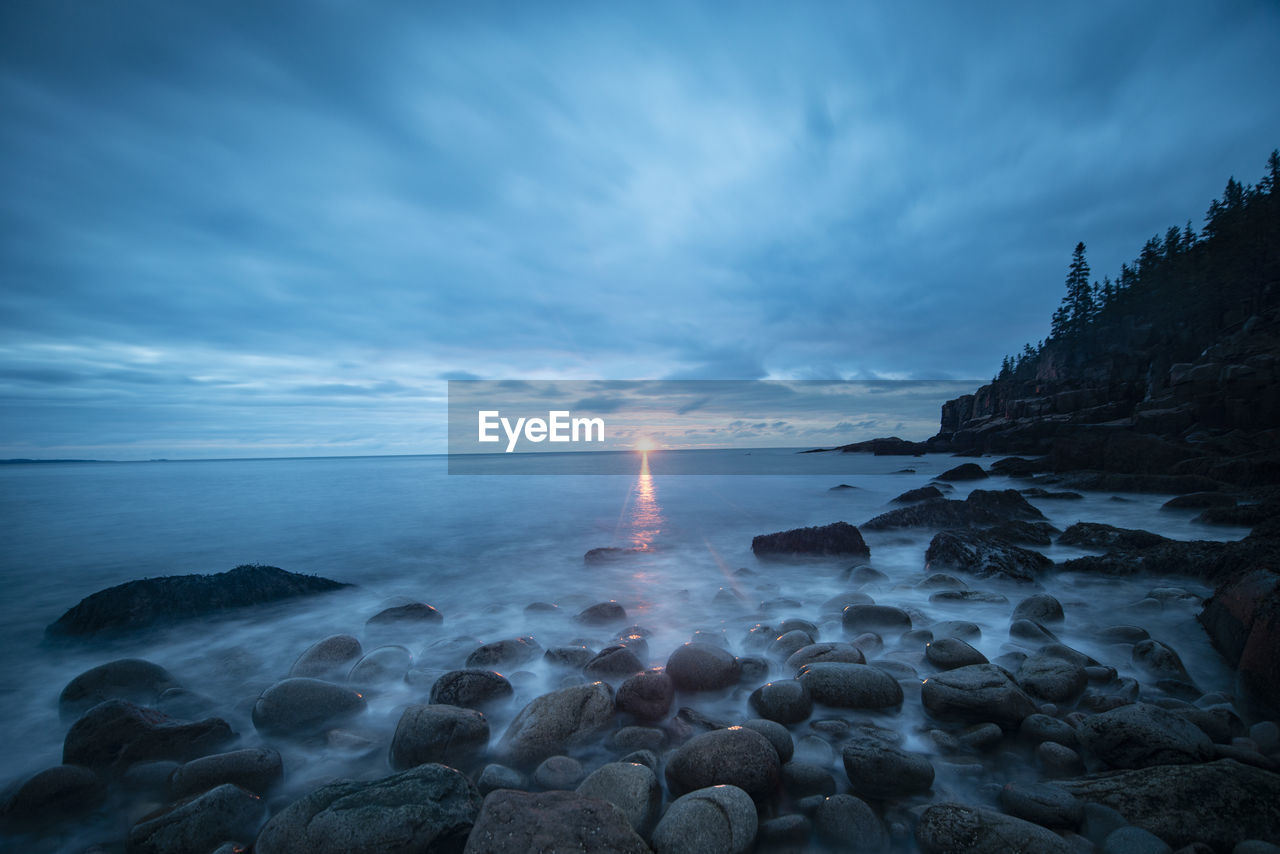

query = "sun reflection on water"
[{"left": 629, "top": 451, "right": 663, "bottom": 550}]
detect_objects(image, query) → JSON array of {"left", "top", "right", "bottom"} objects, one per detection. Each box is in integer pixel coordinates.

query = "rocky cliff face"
[{"left": 931, "top": 307, "right": 1280, "bottom": 483}]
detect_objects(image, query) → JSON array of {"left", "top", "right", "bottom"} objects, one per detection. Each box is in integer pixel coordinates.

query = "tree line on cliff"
[{"left": 997, "top": 149, "right": 1280, "bottom": 384}]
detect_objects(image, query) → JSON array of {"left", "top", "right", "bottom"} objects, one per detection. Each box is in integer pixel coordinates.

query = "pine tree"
[{"left": 1063, "top": 242, "right": 1095, "bottom": 335}]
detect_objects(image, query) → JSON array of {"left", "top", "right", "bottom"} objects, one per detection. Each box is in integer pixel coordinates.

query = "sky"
[{"left": 2, "top": 1, "right": 1278, "bottom": 459}]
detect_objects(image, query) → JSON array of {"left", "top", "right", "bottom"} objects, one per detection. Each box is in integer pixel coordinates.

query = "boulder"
[
  {"left": 863, "top": 490, "right": 1043, "bottom": 531},
  {"left": 127, "top": 783, "right": 265, "bottom": 854},
  {"left": 651, "top": 785, "right": 758, "bottom": 854},
  {"left": 1131, "top": 639, "right": 1193, "bottom": 683},
  {"left": 169, "top": 748, "right": 283, "bottom": 798},
  {"left": 429, "top": 669, "right": 514, "bottom": 711},
  {"left": 576, "top": 761, "right": 663, "bottom": 836},
  {"left": 498, "top": 682, "right": 615, "bottom": 767},
  {"left": 1013, "top": 594, "right": 1065, "bottom": 624},
  {"left": 1078, "top": 703, "right": 1213, "bottom": 769},
  {"left": 939, "top": 463, "right": 989, "bottom": 481},
  {"left": 465, "top": 636, "right": 541, "bottom": 669},
  {"left": 785, "top": 642, "right": 866, "bottom": 671},
  {"left": 46, "top": 565, "right": 350, "bottom": 637},
  {"left": 742, "top": 718, "right": 793, "bottom": 763},
  {"left": 916, "top": 802, "right": 1072, "bottom": 853},
  {"left": 1018, "top": 654, "right": 1088, "bottom": 703},
  {"left": 585, "top": 645, "right": 646, "bottom": 677},
  {"left": 347, "top": 645, "right": 412, "bottom": 685},
  {"left": 464, "top": 789, "right": 647, "bottom": 854},
  {"left": 664, "top": 726, "right": 782, "bottom": 801},
  {"left": 751, "top": 522, "right": 871, "bottom": 558},
  {"left": 576, "top": 601, "right": 628, "bottom": 625},
  {"left": 892, "top": 485, "right": 946, "bottom": 503},
  {"left": 1059, "top": 759, "right": 1280, "bottom": 851},
  {"left": 1, "top": 764, "right": 106, "bottom": 823},
  {"left": 389, "top": 704, "right": 490, "bottom": 771},
  {"left": 615, "top": 669, "right": 675, "bottom": 721},
  {"left": 256, "top": 763, "right": 481, "bottom": 854},
  {"left": 748, "top": 680, "right": 814, "bottom": 725},
  {"left": 841, "top": 738, "right": 934, "bottom": 799},
  {"left": 63, "top": 700, "right": 234, "bottom": 771},
  {"left": 58, "top": 659, "right": 178, "bottom": 720},
  {"left": 922, "top": 664, "right": 1037, "bottom": 730},
  {"left": 796, "top": 662, "right": 903, "bottom": 710},
  {"left": 925, "top": 530, "right": 1051, "bottom": 582},
  {"left": 666, "top": 643, "right": 741, "bottom": 692},
  {"left": 367, "top": 602, "right": 442, "bottom": 625},
  {"left": 533, "top": 756, "right": 584, "bottom": 790},
  {"left": 998, "top": 781, "right": 1083, "bottom": 829},
  {"left": 251, "top": 678, "right": 366, "bottom": 737},
  {"left": 842, "top": 604, "right": 911, "bottom": 636},
  {"left": 925, "top": 637, "right": 988, "bottom": 670},
  {"left": 813, "top": 793, "right": 886, "bottom": 850},
  {"left": 1198, "top": 569, "right": 1280, "bottom": 712},
  {"left": 289, "top": 635, "right": 362, "bottom": 679}
]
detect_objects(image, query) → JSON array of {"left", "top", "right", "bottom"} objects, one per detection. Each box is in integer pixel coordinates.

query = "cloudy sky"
[{"left": 2, "top": 2, "right": 1278, "bottom": 459}]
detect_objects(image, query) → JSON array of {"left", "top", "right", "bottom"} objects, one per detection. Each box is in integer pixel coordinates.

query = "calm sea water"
[{"left": 0, "top": 450, "right": 1252, "bottom": 845}]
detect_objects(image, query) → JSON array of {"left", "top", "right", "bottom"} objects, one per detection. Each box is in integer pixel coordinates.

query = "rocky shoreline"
[{"left": 4, "top": 458, "right": 1279, "bottom": 853}]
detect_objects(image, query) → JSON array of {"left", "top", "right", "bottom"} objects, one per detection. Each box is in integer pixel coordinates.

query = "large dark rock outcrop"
[
  {"left": 47, "top": 565, "right": 350, "bottom": 638},
  {"left": 751, "top": 522, "right": 870, "bottom": 559},
  {"left": 863, "top": 490, "right": 1043, "bottom": 531},
  {"left": 1199, "top": 568, "right": 1280, "bottom": 713}
]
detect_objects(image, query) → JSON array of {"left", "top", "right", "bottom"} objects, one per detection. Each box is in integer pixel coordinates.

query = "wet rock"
[
  {"left": 1013, "top": 594, "right": 1065, "bottom": 624},
  {"left": 919, "top": 572, "right": 968, "bottom": 589},
  {"left": 524, "top": 601, "right": 560, "bottom": 614},
  {"left": 797, "top": 662, "right": 903, "bottom": 710},
  {"left": 609, "top": 725, "right": 666, "bottom": 753},
  {"left": 367, "top": 602, "right": 443, "bottom": 625},
  {"left": 1020, "top": 488, "right": 1083, "bottom": 501},
  {"left": 863, "top": 489, "right": 1044, "bottom": 531},
  {"left": 743, "top": 718, "right": 793, "bottom": 763},
  {"left": 127, "top": 783, "right": 266, "bottom": 854},
  {"left": 121, "top": 759, "right": 180, "bottom": 795},
  {"left": 1098, "top": 625, "right": 1151, "bottom": 644},
  {"left": 256, "top": 763, "right": 481, "bottom": 854},
  {"left": 785, "top": 642, "right": 865, "bottom": 671},
  {"left": 651, "top": 785, "right": 758, "bottom": 854},
  {"left": 251, "top": 678, "right": 365, "bottom": 737},
  {"left": 666, "top": 643, "right": 741, "bottom": 692},
  {"left": 498, "top": 682, "right": 615, "bottom": 767},
  {"left": 466, "top": 788, "right": 647, "bottom": 853},
  {"left": 893, "top": 485, "right": 946, "bottom": 503},
  {"left": 665, "top": 726, "right": 782, "bottom": 801},
  {"left": 1059, "top": 759, "right": 1280, "bottom": 851},
  {"left": 782, "top": 762, "right": 837, "bottom": 798},
  {"left": 916, "top": 802, "right": 1072, "bottom": 854},
  {"left": 584, "top": 645, "right": 646, "bottom": 678},
  {"left": 1132, "top": 640, "right": 1193, "bottom": 683},
  {"left": 544, "top": 646, "right": 594, "bottom": 669},
  {"left": 576, "top": 761, "right": 663, "bottom": 836},
  {"left": 930, "top": 590, "right": 1010, "bottom": 605},
  {"left": 1020, "top": 713, "right": 1079, "bottom": 747},
  {"left": 170, "top": 748, "right": 282, "bottom": 799},
  {"left": 477, "top": 763, "right": 525, "bottom": 795},
  {"left": 534, "top": 755, "right": 584, "bottom": 790},
  {"left": 925, "top": 529, "right": 1052, "bottom": 582},
  {"left": 751, "top": 521, "right": 871, "bottom": 558},
  {"left": 742, "top": 656, "right": 772, "bottom": 685},
  {"left": 347, "top": 645, "right": 412, "bottom": 686},
  {"left": 1, "top": 764, "right": 105, "bottom": 823},
  {"left": 933, "top": 620, "right": 983, "bottom": 640},
  {"left": 1019, "top": 654, "right": 1089, "bottom": 703},
  {"left": 1176, "top": 707, "right": 1243, "bottom": 743},
  {"left": 1010, "top": 618, "right": 1059, "bottom": 644},
  {"left": 63, "top": 700, "right": 234, "bottom": 770},
  {"left": 1038, "top": 741, "right": 1085, "bottom": 776},
  {"left": 616, "top": 669, "right": 675, "bottom": 721},
  {"left": 1103, "top": 826, "right": 1172, "bottom": 854},
  {"left": 939, "top": 462, "right": 989, "bottom": 481},
  {"left": 999, "top": 781, "right": 1083, "bottom": 829},
  {"left": 959, "top": 722, "right": 1004, "bottom": 752},
  {"left": 985, "top": 519, "right": 1060, "bottom": 546},
  {"left": 814, "top": 793, "right": 887, "bottom": 850},
  {"left": 1058, "top": 523, "right": 1169, "bottom": 551},
  {"left": 842, "top": 738, "right": 935, "bottom": 799},
  {"left": 465, "top": 636, "right": 541, "bottom": 669},
  {"left": 576, "top": 600, "right": 628, "bottom": 625},
  {"left": 922, "top": 664, "right": 1037, "bottom": 730},
  {"left": 58, "top": 659, "right": 178, "bottom": 720},
  {"left": 849, "top": 565, "right": 891, "bottom": 585},
  {"left": 768, "top": 629, "right": 815, "bottom": 660},
  {"left": 759, "top": 813, "right": 812, "bottom": 848},
  {"left": 389, "top": 704, "right": 490, "bottom": 771},
  {"left": 430, "top": 669, "right": 514, "bottom": 711},
  {"left": 1162, "top": 492, "right": 1236, "bottom": 510},
  {"left": 926, "top": 637, "right": 988, "bottom": 670},
  {"left": 749, "top": 680, "right": 814, "bottom": 725},
  {"left": 842, "top": 604, "right": 911, "bottom": 636},
  {"left": 46, "top": 565, "right": 351, "bottom": 638},
  {"left": 1078, "top": 703, "right": 1214, "bottom": 769},
  {"left": 1198, "top": 569, "right": 1280, "bottom": 711}
]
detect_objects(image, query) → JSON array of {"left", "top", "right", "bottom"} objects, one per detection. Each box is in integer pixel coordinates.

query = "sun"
[{"left": 634, "top": 437, "right": 658, "bottom": 453}]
